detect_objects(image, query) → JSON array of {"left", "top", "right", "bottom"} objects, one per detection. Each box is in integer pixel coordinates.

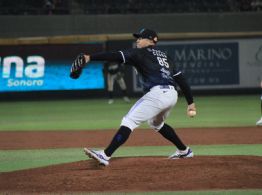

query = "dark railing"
[
  {"left": 0, "top": 0, "right": 261, "bottom": 15},
  {"left": 0, "top": 0, "right": 70, "bottom": 15},
  {"left": 0, "top": 8, "right": 70, "bottom": 15}
]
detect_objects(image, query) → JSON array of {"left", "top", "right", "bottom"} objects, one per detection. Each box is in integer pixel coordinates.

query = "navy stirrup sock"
[
  {"left": 158, "top": 123, "right": 186, "bottom": 150},
  {"left": 104, "top": 126, "right": 132, "bottom": 157}
]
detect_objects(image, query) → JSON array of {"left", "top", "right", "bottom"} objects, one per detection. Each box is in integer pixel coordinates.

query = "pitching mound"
[{"left": 0, "top": 156, "right": 261, "bottom": 193}]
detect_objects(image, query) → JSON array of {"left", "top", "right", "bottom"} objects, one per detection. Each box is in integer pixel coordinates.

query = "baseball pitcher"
[{"left": 70, "top": 28, "right": 196, "bottom": 166}]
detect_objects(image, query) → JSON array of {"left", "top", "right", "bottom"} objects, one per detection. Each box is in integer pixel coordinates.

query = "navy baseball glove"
[{"left": 70, "top": 53, "right": 86, "bottom": 79}]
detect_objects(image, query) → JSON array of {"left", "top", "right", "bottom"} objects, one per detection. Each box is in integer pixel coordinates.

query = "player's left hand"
[{"left": 70, "top": 53, "right": 87, "bottom": 79}]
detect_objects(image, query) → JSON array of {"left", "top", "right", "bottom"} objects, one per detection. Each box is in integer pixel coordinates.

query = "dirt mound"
[{"left": 0, "top": 156, "right": 261, "bottom": 193}]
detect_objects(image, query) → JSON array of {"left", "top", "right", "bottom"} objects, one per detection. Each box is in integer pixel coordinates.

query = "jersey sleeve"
[
  {"left": 173, "top": 71, "right": 194, "bottom": 105},
  {"left": 90, "top": 51, "right": 123, "bottom": 63},
  {"left": 90, "top": 49, "right": 140, "bottom": 65},
  {"left": 119, "top": 48, "right": 140, "bottom": 64}
]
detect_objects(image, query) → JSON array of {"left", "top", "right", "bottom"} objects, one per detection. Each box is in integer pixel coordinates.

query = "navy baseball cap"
[{"left": 133, "top": 28, "right": 158, "bottom": 43}]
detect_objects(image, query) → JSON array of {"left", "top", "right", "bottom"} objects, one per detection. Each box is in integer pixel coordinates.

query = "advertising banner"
[
  {"left": 159, "top": 42, "right": 239, "bottom": 86},
  {"left": 0, "top": 44, "right": 105, "bottom": 92},
  {"left": 133, "top": 38, "right": 262, "bottom": 91}
]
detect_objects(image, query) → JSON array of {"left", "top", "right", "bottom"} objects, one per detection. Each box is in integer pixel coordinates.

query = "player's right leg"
[
  {"left": 152, "top": 121, "right": 194, "bottom": 159},
  {"left": 145, "top": 87, "right": 193, "bottom": 159}
]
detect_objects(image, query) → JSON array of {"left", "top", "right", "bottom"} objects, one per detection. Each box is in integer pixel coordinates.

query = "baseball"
[{"left": 188, "top": 110, "right": 196, "bottom": 117}]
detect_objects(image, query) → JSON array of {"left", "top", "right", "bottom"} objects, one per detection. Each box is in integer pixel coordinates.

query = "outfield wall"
[{"left": 0, "top": 36, "right": 261, "bottom": 99}]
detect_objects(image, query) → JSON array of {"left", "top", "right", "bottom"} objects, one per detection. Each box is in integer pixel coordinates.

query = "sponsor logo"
[
  {"left": 168, "top": 43, "right": 239, "bottom": 85},
  {"left": 0, "top": 55, "right": 45, "bottom": 87}
]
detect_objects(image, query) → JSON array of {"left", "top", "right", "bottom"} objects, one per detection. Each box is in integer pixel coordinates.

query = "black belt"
[
  {"left": 159, "top": 85, "right": 172, "bottom": 89},
  {"left": 144, "top": 85, "right": 175, "bottom": 93}
]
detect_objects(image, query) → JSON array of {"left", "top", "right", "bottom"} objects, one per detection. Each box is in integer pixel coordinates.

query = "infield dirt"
[{"left": 0, "top": 127, "right": 262, "bottom": 193}]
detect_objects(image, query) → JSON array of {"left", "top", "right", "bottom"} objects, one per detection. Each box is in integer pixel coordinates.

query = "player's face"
[{"left": 136, "top": 38, "right": 154, "bottom": 48}]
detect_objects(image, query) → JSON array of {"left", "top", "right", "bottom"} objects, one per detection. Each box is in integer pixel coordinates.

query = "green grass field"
[
  {"left": 0, "top": 95, "right": 260, "bottom": 131},
  {"left": 1, "top": 144, "right": 262, "bottom": 172},
  {"left": 0, "top": 95, "right": 261, "bottom": 194}
]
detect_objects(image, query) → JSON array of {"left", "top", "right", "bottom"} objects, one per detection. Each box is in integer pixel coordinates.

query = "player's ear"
[{"left": 148, "top": 39, "right": 156, "bottom": 45}]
